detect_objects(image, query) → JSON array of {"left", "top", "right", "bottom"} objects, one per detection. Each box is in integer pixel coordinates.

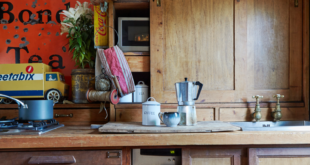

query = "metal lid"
[
  {"left": 142, "top": 97, "right": 160, "bottom": 105},
  {"left": 175, "top": 77, "right": 194, "bottom": 84},
  {"left": 136, "top": 81, "right": 148, "bottom": 88}
]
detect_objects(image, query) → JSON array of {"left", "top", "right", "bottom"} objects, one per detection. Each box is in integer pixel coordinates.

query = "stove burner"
[
  {"left": 0, "top": 118, "right": 61, "bottom": 130},
  {"left": 0, "top": 117, "right": 17, "bottom": 123}
]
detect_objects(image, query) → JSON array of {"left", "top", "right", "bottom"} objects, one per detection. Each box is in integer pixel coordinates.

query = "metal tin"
[
  {"left": 71, "top": 69, "right": 95, "bottom": 103},
  {"left": 94, "top": 5, "right": 109, "bottom": 49},
  {"left": 142, "top": 97, "right": 160, "bottom": 126},
  {"left": 134, "top": 81, "right": 149, "bottom": 103}
]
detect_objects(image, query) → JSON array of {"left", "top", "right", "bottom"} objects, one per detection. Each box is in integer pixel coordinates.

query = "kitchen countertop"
[{"left": 1, "top": 126, "right": 310, "bottom": 149}]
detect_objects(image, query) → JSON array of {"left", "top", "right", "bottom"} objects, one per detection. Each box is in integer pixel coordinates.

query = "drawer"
[
  {"left": 0, "top": 150, "right": 122, "bottom": 165},
  {"left": 54, "top": 109, "right": 109, "bottom": 126},
  {"left": 0, "top": 109, "right": 109, "bottom": 126}
]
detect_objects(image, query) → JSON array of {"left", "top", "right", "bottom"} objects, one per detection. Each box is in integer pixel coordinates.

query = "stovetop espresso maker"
[{"left": 175, "top": 78, "right": 203, "bottom": 126}]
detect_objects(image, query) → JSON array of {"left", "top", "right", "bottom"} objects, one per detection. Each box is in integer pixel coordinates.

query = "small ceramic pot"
[
  {"left": 134, "top": 81, "right": 149, "bottom": 103},
  {"left": 142, "top": 97, "right": 161, "bottom": 126},
  {"left": 158, "top": 112, "right": 180, "bottom": 127}
]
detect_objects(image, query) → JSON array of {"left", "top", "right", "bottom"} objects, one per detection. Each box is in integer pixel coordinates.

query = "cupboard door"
[
  {"left": 245, "top": 0, "right": 303, "bottom": 102},
  {"left": 182, "top": 148, "right": 242, "bottom": 165},
  {"left": 150, "top": 0, "right": 303, "bottom": 103},
  {"left": 0, "top": 150, "right": 122, "bottom": 165},
  {"left": 249, "top": 148, "right": 310, "bottom": 165},
  {"left": 151, "top": 0, "right": 235, "bottom": 103}
]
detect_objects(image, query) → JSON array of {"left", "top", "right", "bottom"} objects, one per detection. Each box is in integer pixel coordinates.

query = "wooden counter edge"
[{"left": 1, "top": 128, "right": 310, "bottom": 149}]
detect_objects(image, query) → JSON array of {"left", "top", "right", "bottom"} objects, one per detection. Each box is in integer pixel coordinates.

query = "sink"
[{"left": 230, "top": 121, "right": 310, "bottom": 131}]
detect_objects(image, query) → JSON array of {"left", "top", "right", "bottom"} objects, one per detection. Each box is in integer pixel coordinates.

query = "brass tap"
[
  {"left": 252, "top": 95, "right": 263, "bottom": 122},
  {"left": 272, "top": 94, "right": 284, "bottom": 121}
]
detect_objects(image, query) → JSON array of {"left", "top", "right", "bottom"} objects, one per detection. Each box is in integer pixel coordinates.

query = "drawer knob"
[
  {"left": 55, "top": 113, "right": 73, "bottom": 118},
  {"left": 28, "top": 155, "right": 76, "bottom": 164}
]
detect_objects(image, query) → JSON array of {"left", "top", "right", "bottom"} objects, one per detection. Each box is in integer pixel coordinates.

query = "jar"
[
  {"left": 142, "top": 97, "right": 161, "bottom": 126},
  {"left": 119, "top": 93, "right": 133, "bottom": 103},
  {"left": 134, "top": 81, "right": 149, "bottom": 103}
]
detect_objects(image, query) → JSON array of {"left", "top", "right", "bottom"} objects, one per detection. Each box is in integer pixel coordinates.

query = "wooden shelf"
[
  {"left": 114, "top": 2, "right": 149, "bottom": 10},
  {"left": 126, "top": 56, "right": 150, "bottom": 72},
  {"left": 123, "top": 52, "right": 150, "bottom": 56}
]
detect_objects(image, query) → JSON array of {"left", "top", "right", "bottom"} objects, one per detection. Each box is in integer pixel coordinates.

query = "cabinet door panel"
[
  {"left": 259, "top": 158, "right": 310, "bottom": 165},
  {"left": 246, "top": 0, "right": 303, "bottom": 101},
  {"left": 163, "top": 0, "right": 234, "bottom": 91},
  {"left": 182, "top": 148, "right": 242, "bottom": 165},
  {"left": 249, "top": 148, "right": 310, "bottom": 165},
  {"left": 191, "top": 157, "right": 232, "bottom": 165},
  {"left": 151, "top": 0, "right": 235, "bottom": 103}
]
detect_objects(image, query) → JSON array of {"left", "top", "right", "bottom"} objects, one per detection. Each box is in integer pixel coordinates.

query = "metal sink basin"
[{"left": 230, "top": 121, "right": 310, "bottom": 131}]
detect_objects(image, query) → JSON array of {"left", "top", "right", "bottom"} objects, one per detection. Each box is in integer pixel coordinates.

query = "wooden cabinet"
[
  {"left": 249, "top": 148, "right": 310, "bottom": 165},
  {"left": 182, "top": 148, "right": 242, "bottom": 165},
  {"left": 150, "top": 0, "right": 306, "bottom": 103},
  {"left": 150, "top": 0, "right": 308, "bottom": 121},
  {"left": 0, "top": 150, "right": 122, "bottom": 165}
]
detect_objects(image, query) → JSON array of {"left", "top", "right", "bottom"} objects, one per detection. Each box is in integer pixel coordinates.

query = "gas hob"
[{"left": 0, "top": 118, "right": 64, "bottom": 135}]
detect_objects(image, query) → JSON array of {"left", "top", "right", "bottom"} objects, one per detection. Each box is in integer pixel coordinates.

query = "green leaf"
[{"left": 77, "top": 38, "right": 82, "bottom": 47}]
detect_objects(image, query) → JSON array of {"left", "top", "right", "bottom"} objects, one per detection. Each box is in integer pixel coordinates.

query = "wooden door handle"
[{"left": 28, "top": 155, "right": 76, "bottom": 164}]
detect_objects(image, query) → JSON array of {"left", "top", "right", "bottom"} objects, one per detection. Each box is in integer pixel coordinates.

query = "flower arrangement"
[{"left": 60, "top": 1, "right": 95, "bottom": 69}]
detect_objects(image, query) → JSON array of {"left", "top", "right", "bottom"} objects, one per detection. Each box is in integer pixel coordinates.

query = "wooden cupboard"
[
  {"left": 149, "top": 0, "right": 309, "bottom": 121},
  {"left": 151, "top": 0, "right": 305, "bottom": 103}
]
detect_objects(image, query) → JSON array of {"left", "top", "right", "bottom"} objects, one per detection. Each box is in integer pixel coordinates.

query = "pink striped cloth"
[{"left": 97, "top": 46, "right": 135, "bottom": 95}]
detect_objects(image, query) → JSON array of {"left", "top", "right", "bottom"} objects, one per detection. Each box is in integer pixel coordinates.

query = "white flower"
[
  {"left": 60, "top": 23, "right": 75, "bottom": 36},
  {"left": 60, "top": 1, "right": 93, "bottom": 36}
]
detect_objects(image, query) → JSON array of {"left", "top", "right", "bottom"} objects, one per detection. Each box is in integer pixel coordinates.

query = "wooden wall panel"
[
  {"left": 219, "top": 107, "right": 307, "bottom": 121},
  {"left": 115, "top": 108, "right": 214, "bottom": 122}
]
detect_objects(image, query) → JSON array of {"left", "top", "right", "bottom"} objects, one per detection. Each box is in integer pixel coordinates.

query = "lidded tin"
[
  {"left": 134, "top": 81, "right": 149, "bottom": 103},
  {"left": 142, "top": 97, "right": 161, "bottom": 126}
]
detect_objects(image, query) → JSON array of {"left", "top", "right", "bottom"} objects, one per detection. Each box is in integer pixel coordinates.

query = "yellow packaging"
[{"left": 94, "top": 5, "right": 109, "bottom": 48}]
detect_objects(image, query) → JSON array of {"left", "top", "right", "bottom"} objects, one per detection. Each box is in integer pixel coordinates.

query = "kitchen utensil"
[
  {"left": 134, "top": 81, "right": 149, "bottom": 103},
  {"left": 142, "top": 97, "right": 160, "bottom": 126},
  {"left": 19, "top": 100, "right": 56, "bottom": 121},
  {"left": 0, "top": 94, "right": 56, "bottom": 121},
  {"left": 175, "top": 77, "right": 203, "bottom": 106},
  {"left": 158, "top": 112, "right": 180, "bottom": 127},
  {"left": 177, "top": 106, "right": 197, "bottom": 126},
  {"left": 175, "top": 78, "right": 202, "bottom": 126},
  {"left": 119, "top": 93, "right": 133, "bottom": 103}
]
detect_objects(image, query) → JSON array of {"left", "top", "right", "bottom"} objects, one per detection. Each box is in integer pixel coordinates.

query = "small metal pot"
[{"left": 19, "top": 100, "right": 55, "bottom": 121}]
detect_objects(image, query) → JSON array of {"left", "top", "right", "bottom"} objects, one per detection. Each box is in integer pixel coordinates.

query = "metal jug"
[{"left": 175, "top": 78, "right": 203, "bottom": 106}]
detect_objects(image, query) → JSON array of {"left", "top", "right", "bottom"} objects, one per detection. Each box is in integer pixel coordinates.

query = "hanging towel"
[{"left": 97, "top": 46, "right": 135, "bottom": 95}]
